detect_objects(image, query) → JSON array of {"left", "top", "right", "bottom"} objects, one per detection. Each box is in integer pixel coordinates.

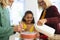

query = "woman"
[
  {"left": 0, "top": 0, "right": 19, "bottom": 40},
  {"left": 37, "top": 0, "right": 60, "bottom": 40}
]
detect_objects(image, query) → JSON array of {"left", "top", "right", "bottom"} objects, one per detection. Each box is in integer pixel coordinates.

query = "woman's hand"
[
  {"left": 18, "top": 25, "right": 22, "bottom": 32},
  {"left": 13, "top": 25, "right": 18, "bottom": 32},
  {"left": 13, "top": 25, "right": 22, "bottom": 32},
  {"left": 37, "top": 19, "right": 47, "bottom": 26}
]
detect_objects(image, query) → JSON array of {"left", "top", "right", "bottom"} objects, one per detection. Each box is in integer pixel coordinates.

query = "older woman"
[
  {"left": 0, "top": 0, "right": 19, "bottom": 40},
  {"left": 37, "top": 0, "right": 60, "bottom": 40}
]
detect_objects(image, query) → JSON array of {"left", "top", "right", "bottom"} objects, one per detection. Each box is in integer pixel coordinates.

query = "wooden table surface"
[{"left": 48, "top": 34, "right": 60, "bottom": 40}]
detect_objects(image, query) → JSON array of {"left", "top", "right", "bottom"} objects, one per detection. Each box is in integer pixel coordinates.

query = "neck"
[
  {"left": 25, "top": 22, "right": 31, "bottom": 25},
  {"left": 46, "top": 5, "right": 52, "bottom": 9},
  {"left": 43, "top": 7, "right": 47, "bottom": 10},
  {"left": 10, "top": 3, "right": 12, "bottom": 7}
]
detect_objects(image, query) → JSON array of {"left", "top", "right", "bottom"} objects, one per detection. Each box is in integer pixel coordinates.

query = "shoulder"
[
  {"left": 47, "top": 5, "right": 58, "bottom": 13},
  {"left": 47, "top": 5, "right": 58, "bottom": 11},
  {"left": 49, "top": 6, "right": 57, "bottom": 8}
]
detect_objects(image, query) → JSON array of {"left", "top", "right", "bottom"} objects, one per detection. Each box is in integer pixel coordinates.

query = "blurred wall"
[{"left": 24, "top": 0, "right": 38, "bottom": 22}]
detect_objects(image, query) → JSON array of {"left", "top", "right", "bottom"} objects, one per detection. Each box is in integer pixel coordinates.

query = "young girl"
[
  {"left": 19, "top": 11, "right": 35, "bottom": 32},
  {"left": 18, "top": 11, "right": 40, "bottom": 38}
]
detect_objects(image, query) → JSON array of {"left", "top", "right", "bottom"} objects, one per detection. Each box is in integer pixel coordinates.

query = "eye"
[
  {"left": 27, "top": 17, "right": 29, "bottom": 19},
  {"left": 30, "top": 17, "right": 33, "bottom": 19}
]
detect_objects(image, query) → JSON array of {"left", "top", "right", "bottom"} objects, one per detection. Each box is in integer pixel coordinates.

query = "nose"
[{"left": 38, "top": 2, "right": 43, "bottom": 6}]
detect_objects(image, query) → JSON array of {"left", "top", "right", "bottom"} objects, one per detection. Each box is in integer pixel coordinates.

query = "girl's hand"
[
  {"left": 13, "top": 25, "right": 18, "bottom": 32},
  {"left": 13, "top": 24, "right": 24, "bottom": 32}
]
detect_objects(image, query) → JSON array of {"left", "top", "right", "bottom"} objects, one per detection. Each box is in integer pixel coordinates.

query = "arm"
[
  {"left": 34, "top": 26, "right": 40, "bottom": 38},
  {"left": 37, "top": 6, "right": 60, "bottom": 25},
  {"left": 0, "top": 26, "right": 13, "bottom": 37},
  {"left": 0, "top": 6, "right": 14, "bottom": 37},
  {"left": 46, "top": 17, "right": 60, "bottom": 24},
  {"left": 46, "top": 6, "right": 60, "bottom": 24}
]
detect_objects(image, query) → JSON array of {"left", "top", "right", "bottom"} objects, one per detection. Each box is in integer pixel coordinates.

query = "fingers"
[
  {"left": 13, "top": 25, "right": 22, "bottom": 32},
  {"left": 37, "top": 20, "right": 43, "bottom": 26},
  {"left": 37, "top": 19, "right": 47, "bottom": 26},
  {"left": 13, "top": 26, "right": 18, "bottom": 32}
]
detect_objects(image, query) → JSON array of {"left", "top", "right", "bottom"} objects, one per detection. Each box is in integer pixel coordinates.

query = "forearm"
[
  {"left": 0, "top": 26, "right": 14, "bottom": 37},
  {"left": 46, "top": 17, "right": 60, "bottom": 24}
]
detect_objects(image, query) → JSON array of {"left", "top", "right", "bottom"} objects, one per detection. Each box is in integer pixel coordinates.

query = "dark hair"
[{"left": 22, "top": 10, "right": 35, "bottom": 24}]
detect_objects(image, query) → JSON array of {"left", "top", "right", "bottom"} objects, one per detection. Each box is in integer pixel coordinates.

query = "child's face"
[{"left": 24, "top": 13, "right": 33, "bottom": 24}]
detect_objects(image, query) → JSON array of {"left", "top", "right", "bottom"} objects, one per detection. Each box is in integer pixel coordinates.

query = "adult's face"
[
  {"left": 9, "top": 0, "right": 14, "bottom": 4},
  {"left": 8, "top": 0, "right": 14, "bottom": 6},
  {"left": 38, "top": 0, "right": 46, "bottom": 9}
]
